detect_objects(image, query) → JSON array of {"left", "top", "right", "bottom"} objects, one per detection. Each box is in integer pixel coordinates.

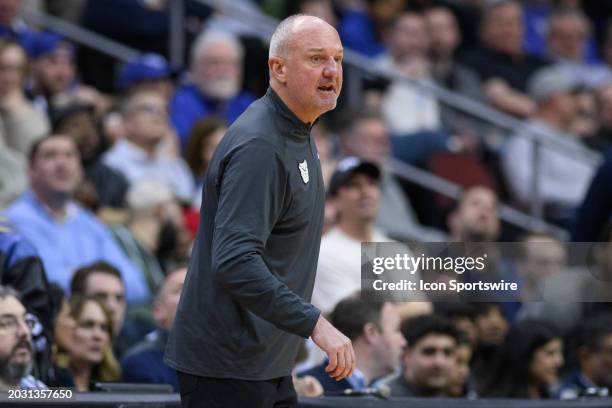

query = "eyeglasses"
[
  {"left": 0, "top": 313, "right": 37, "bottom": 334},
  {"left": 131, "top": 104, "right": 168, "bottom": 117}
]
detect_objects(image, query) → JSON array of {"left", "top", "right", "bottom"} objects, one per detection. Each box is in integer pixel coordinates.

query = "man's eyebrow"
[{"left": 306, "top": 48, "right": 344, "bottom": 54}]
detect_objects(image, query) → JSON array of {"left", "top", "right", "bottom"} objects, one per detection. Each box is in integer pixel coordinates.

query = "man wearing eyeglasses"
[
  {"left": 0, "top": 285, "right": 46, "bottom": 390},
  {"left": 103, "top": 89, "right": 194, "bottom": 202}
]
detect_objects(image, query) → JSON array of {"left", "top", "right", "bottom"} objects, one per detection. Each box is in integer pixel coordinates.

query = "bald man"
[{"left": 165, "top": 15, "right": 354, "bottom": 407}]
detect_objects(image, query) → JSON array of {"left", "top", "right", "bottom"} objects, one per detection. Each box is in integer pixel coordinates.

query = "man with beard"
[
  {"left": 447, "top": 185, "right": 500, "bottom": 242},
  {"left": 382, "top": 314, "right": 458, "bottom": 397},
  {"left": 28, "top": 32, "right": 108, "bottom": 115},
  {"left": 170, "top": 30, "right": 255, "bottom": 148},
  {"left": 445, "top": 186, "right": 504, "bottom": 302},
  {"left": 0, "top": 285, "right": 45, "bottom": 390}
]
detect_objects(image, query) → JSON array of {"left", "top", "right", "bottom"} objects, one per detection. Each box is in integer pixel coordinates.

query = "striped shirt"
[{"left": 20, "top": 375, "right": 47, "bottom": 389}]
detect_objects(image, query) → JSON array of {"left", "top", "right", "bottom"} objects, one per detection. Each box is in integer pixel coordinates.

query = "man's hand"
[{"left": 311, "top": 315, "right": 355, "bottom": 381}]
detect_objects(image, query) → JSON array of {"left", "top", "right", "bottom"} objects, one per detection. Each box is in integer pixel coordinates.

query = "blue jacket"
[
  {"left": 572, "top": 149, "right": 612, "bottom": 241},
  {"left": 298, "top": 363, "right": 352, "bottom": 395},
  {"left": 0, "top": 219, "right": 51, "bottom": 330},
  {"left": 558, "top": 370, "right": 598, "bottom": 399},
  {"left": 338, "top": 9, "right": 385, "bottom": 58},
  {"left": 121, "top": 330, "right": 178, "bottom": 392},
  {"left": 170, "top": 84, "right": 255, "bottom": 148}
]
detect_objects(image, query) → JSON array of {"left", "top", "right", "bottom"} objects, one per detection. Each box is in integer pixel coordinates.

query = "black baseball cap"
[
  {"left": 328, "top": 156, "right": 381, "bottom": 197},
  {"left": 51, "top": 103, "right": 96, "bottom": 132}
]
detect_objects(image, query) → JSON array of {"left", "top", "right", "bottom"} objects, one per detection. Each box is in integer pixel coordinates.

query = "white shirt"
[
  {"left": 311, "top": 227, "right": 391, "bottom": 315},
  {"left": 103, "top": 139, "right": 194, "bottom": 202},
  {"left": 375, "top": 55, "right": 442, "bottom": 135},
  {"left": 501, "top": 120, "right": 595, "bottom": 210}
]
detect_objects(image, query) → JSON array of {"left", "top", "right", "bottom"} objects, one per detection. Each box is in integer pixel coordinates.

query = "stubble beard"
[
  {"left": 0, "top": 353, "right": 32, "bottom": 386},
  {"left": 199, "top": 78, "right": 240, "bottom": 101}
]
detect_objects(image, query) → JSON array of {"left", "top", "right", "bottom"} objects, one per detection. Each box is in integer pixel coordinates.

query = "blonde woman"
[{"left": 53, "top": 296, "right": 120, "bottom": 391}]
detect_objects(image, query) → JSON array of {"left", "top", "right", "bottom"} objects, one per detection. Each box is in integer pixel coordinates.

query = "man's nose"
[
  {"left": 399, "top": 337, "right": 407, "bottom": 349},
  {"left": 16, "top": 319, "right": 30, "bottom": 339},
  {"left": 433, "top": 352, "right": 448, "bottom": 366},
  {"left": 360, "top": 183, "right": 378, "bottom": 197},
  {"left": 323, "top": 58, "right": 340, "bottom": 76},
  {"left": 555, "top": 354, "right": 564, "bottom": 368}
]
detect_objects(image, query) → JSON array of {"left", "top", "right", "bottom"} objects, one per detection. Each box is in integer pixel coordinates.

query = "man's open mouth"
[{"left": 318, "top": 85, "right": 335, "bottom": 93}]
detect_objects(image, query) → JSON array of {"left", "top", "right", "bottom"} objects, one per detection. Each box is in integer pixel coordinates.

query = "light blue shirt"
[
  {"left": 345, "top": 368, "right": 367, "bottom": 390},
  {"left": 20, "top": 375, "right": 47, "bottom": 389},
  {"left": 102, "top": 139, "right": 194, "bottom": 202},
  {"left": 4, "top": 191, "right": 150, "bottom": 303}
]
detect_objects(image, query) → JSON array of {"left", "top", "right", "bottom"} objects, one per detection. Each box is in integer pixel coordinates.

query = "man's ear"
[
  {"left": 402, "top": 346, "right": 411, "bottom": 365},
  {"left": 577, "top": 346, "right": 592, "bottom": 368},
  {"left": 152, "top": 300, "right": 166, "bottom": 326},
  {"left": 362, "top": 322, "right": 379, "bottom": 344},
  {"left": 269, "top": 56, "right": 287, "bottom": 84}
]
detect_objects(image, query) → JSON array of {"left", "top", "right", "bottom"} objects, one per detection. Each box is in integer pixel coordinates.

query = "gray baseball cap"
[{"left": 527, "top": 67, "right": 580, "bottom": 102}]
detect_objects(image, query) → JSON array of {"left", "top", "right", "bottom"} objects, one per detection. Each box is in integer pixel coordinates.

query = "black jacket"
[
  {"left": 0, "top": 220, "right": 51, "bottom": 330},
  {"left": 165, "top": 88, "right": 324, "bottom": 380}
]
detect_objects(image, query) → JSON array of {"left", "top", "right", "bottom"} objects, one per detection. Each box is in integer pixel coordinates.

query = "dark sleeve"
[
  {"left": 1, "top": 235, "right": 52, "bottom": 331},
  {"left": 211, "top": 140, "right": 320, "bottom": 338},
  {"left": 86, "top": 163, "right": 129, "bottom": 208},
  {"left": 121, "top": 354, "right": 153, "bottom": 383},
  {"left": 572, "top": 151, "right": 612, "bottom": 241}
]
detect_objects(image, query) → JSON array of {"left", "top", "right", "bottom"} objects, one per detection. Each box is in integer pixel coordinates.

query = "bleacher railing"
[
  {"left": 21, "top": 1, "right": 598, "bottom": 238},
  {"left": 192, "top": 0, "right": 591, "bottom": 236},
  {"left": 20, "top": 7, "right": 139, "bottom": 63}
]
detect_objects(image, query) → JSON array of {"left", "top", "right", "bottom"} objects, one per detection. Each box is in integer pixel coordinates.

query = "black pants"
[{"left": 177, "top": 371, "right": 298, "bottom": 408}]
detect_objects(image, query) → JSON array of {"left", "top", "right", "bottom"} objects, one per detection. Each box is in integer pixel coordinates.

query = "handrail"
[
  {"left": 26, "top": 0, "right": 598, "bottom": 172},
  {"left": 189, "top": 0, "right": 601, "bottom": 229},
  {"left": 193, "top": 0, "right": 602, "bottom": 167},
  {"left": 387, "top": 158, "right": 570, "bottom": 240},
  {"left": 168, "top": 0, "right": 185, "bottom": 68},
  {"left": 23, "top": 1, "right": 600, "bottom": 167},
  {"left": 24, "top": 1, "right": 593, "bottom": 235},
  {"left": 20, "top": 7, "right": 140, "bottom": 63}
]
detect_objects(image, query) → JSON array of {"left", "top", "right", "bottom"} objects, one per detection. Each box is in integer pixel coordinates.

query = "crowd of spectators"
[{"left": 0, "top": 0, "right": 612, "bottom": 402}]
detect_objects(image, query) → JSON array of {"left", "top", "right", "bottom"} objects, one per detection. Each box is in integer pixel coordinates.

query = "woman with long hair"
[
  {"left": 53, "top": 295, "right": 120, "bottom": 391},
  {"left": 480, "top": 320, "right": 564, "bottom": 399}
]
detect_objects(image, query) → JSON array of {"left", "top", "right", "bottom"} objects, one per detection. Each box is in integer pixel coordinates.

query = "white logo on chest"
[{"left": 298, "top": 160, "right": 309, "bottom": 184}]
